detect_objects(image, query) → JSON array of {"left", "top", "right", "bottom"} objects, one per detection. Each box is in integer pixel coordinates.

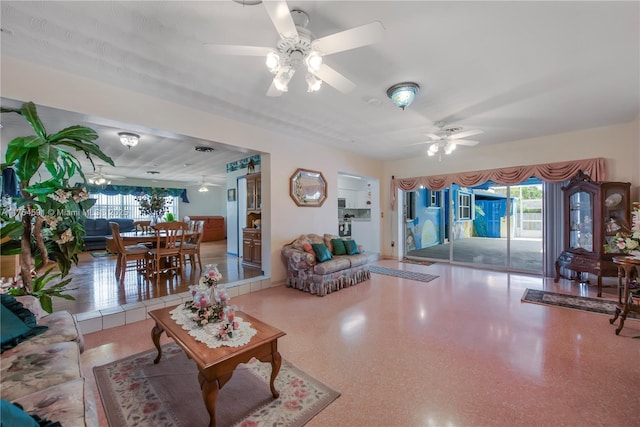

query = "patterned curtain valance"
[
  {"left": 83, "top": 184, "right": 190, "bottom": 203},
  {"left": 390, "top": 157, "right": 605, "bottom": 209}
]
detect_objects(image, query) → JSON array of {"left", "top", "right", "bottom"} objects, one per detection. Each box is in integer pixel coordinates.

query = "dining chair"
[
  {"left": 133, "top": 220, "right": 155, "bottom": 248},
  {"left": 181, "top": 220, "right": 205, "bottom": 271},
  {"left": 109, "top": 222, "right": 149, "bottom": 282},
  {"left": 145, "top": 221, "right": 187, "bottom": 281}
]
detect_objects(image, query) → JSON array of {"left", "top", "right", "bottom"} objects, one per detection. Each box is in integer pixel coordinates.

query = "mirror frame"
[{"left": 289, "top": 168, "right": 328, "bottom": 207}]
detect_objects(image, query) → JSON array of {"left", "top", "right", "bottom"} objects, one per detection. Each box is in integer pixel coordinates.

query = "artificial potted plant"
[{"left": 0, "top": 102, "right": 114, "bottom": 312}]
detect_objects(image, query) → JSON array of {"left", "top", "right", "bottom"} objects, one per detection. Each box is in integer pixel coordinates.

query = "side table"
[{"left": 609, "top": 256, "right": 640, "bottom": 335}]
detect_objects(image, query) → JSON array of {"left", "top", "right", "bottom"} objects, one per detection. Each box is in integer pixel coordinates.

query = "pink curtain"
[{"left": 390, "top": 157, "right": 605, "bottom": 209}]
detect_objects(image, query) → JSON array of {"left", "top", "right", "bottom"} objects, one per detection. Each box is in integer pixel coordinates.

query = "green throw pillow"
[
  {"left": 331, "top": 238, "right": 347, "bottom": 255},
  {"left": 0, "top": 399, "right": 39, "bottom": 427},
  {"left": 311, "top": 243, "right": 333, "bottom": 262},
  {"left": 0, "top": 295, "right": 48, "bottom": 353},
  {"left": 344, "top": 239, "right": 360, "bottom": 255}
]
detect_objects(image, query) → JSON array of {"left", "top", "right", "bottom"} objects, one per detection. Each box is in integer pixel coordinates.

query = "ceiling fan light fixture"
[
  {"left": 386, "top": 82, "right": 420, "bottom": 110},
  {"left": 266, "top": 51, "right": 280, "bottom": 74},
  {"left": 305, "top": 51, "right": 322, "bottom": 73},
  {"left": 198, "top": 185, "right": 209, "bottom": 193},
  {"left": 118, "top": 132, "right": 139, "bottom": 149},
  {"left": 274, "top": 68, "right": 294, "bottom": 92},
  {"left": 306, "top": 73, "right": 322, "bottom": 92}
]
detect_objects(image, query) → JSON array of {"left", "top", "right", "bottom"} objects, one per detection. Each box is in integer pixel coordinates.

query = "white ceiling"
[{"left": 1, "top": 1, "right": 638, "bottom": 184}]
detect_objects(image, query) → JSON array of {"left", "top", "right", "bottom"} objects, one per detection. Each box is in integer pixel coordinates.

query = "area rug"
[
  {"left": 91, "top": 251, "right": 114, "bottom": 258},
  {"left": 521, "top": 289, "right": 639, "bottom": 320},
  {"left": 369, "top": 265, "right": 439, "bottom": 283},
  {"left": 94, "top": 343, "right": 340, "bottom": 427},
  {"left": 400, "top": 258, "right": 434, "bottom": 267}
]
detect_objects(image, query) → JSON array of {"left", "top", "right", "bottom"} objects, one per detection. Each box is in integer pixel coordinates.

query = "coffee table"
[{"left": 149, "top": 306, "right": 286, "bottom": 427}]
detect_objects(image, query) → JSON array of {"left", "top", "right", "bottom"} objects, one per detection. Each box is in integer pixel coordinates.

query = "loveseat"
[
  {"left": 281, "top": 233, "right": 370, "bottom": 296},
  {"left": 83, "top": 218, "right": 134, "bottom": 251},
  {"left": 0, "top": 295, "right": 96, "bottom": 426}
]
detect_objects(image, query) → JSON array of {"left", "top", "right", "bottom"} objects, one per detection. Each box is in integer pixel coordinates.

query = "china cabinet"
[
  {"left": 242, "top": 228, "right": 261, "bottom": 268},
  {"left": 246, "top": 173, "right": 261, "bottom": 212},
  {"left": 554, "top": 171, "right": 631, "bottom": 296}
]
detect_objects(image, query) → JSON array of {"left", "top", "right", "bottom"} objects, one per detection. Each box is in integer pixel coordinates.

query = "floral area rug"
[
  {"left": 369, "top": 265, "right": 439, "bottom": 283},
  {"left": 521, "top": 288, "right": 639, "bottom": 320},
  {"left": 93, "top": 343, "right": 340, "bottom": 427}
]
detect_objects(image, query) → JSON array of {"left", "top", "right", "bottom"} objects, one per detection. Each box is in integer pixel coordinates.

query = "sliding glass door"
[{"left": 404, "top": 178, "right": 544, "bottom": 274}]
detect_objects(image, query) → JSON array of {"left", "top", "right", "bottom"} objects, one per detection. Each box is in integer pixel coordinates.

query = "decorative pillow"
[
  {"left": 311, "top": 243, "right": 333, "bottom": 263},
  {"left": 0, "top": 399, "right": 39, "bottom": 427},
  {"left": 1, "top": 294, "right": 48, "bottom": 353},
  {"left": 323, "top": 233, "right": 341, "bottom": 253},
  {"left": 331, "top": 238, "right": 347, "bottom": 255},
  {"left": 344, "top": 239, "right": 360, "bottom": 255},
  {"left": 301, "top": 242, "right": 315, "bottom": 255}
]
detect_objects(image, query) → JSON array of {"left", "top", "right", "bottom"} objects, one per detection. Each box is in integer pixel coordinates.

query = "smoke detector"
[{"left": 194, "top": 146, "right": 215, "bottom": 153}]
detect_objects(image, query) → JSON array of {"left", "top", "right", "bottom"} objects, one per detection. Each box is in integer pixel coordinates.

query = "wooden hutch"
[
  {"left": 554, "top": 171, "right": 631, "bottom": 297},
  {"left": 242, "top": 173, "right": 261, "bottom": 268}
]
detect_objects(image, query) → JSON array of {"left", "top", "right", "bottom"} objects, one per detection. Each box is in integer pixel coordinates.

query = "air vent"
[{"left": 194, "top": 146, "right": 215, "bottom": 153}]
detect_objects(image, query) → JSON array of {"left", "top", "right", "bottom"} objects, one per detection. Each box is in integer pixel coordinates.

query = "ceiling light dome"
[
  {"left": 386, "top": 82, "right": 420, "bottom": 110},
  {"left": 118, "top": 132, "right": 139, "bottom": 149}
]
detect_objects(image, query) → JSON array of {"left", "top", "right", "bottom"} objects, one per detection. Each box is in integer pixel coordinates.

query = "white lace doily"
[{"left": 169, "top": 305, "right": 257, "bottom": 348}]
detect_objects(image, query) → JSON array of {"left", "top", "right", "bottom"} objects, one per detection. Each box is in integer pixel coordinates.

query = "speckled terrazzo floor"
[{"left": 82, "top": 260, "right": 640, "bottom": 426}]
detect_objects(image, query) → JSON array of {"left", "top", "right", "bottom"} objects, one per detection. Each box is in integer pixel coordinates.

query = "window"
[
  {"left": 458, "top": 192, "right": 472, "bottom": 220},
  {"left": 88, "top": 193, "right": 179, "bottom": 220},
  {"left": 430, "top": 191, "right": 439, "bottom": 207}
]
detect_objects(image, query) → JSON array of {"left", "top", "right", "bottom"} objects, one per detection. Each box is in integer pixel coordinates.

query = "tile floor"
[{"left": 82, "top": 260, "right": 640, "bottom": 426}]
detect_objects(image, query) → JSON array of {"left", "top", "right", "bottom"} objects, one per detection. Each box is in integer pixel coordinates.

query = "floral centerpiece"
[
  {"left": 183, "top": 264, "right": 239, "bottom": 339},
  {"left": 135, "top": 188, "right": 171, "bottom": 225},
  {"left": 605, "top": 202, "right": 640, "bottom": 258}
]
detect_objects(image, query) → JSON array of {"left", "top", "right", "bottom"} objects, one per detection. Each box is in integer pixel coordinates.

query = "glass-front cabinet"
[
  {"left": 568, "top": 190, "right": 594, "bottom": 252},
  {"left": 555, "top": 170, "right": 631, "bottom": 296}
]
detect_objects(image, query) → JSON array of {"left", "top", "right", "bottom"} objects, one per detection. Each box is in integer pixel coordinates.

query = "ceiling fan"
[
  {"left": 189, "top": 176, "right": 220, "bottom": 193},
  {"left": 205, "top": 0, "right": 384, "bottom": 96},
  {"left": 415, "top": 125, "right": 483, "bottom": 157},
  {"left": 87, "top": 165, "right": 125, "bottom": 186}
]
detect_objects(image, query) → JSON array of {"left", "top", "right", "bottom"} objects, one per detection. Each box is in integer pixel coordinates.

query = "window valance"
[
  {"left": 390, "top": 157, "right": 605, "bottom": 209},
  {"left": 83, "top": 184, "right": 190, "bottom": 203}
]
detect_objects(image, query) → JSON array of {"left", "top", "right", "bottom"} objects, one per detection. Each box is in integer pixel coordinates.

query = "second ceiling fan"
[
  {"left": 417, "top": 126, "right": 483, "bottom": 157},
  {"left": 205, "top": 0, "right": 384, "bottom": 96}
]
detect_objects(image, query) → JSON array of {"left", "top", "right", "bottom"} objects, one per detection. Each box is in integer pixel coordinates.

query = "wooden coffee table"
[{"left": 149, "top": 306, "right": 286, "bottom": 427}]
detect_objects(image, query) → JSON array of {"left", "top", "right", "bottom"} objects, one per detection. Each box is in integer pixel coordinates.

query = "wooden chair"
[
  {"left": 181, "top": 220, "right": 205, "bottom": 271},
  {"left": 145, "top": 221, "right": 186, "bottom": 281},
  {"left": 109, "top": 222, "right": 148, "bottom": 282}
]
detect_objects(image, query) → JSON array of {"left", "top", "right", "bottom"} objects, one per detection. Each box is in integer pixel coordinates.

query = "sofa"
[
  {"left": 0, "top": 294, "right": 96, "bottom": 426},
  {"left": 281, "top": 233, "right": 370, "bottom": 296},
  {"left": 83, "top": 218, "right": 135, "bottom": 251}
]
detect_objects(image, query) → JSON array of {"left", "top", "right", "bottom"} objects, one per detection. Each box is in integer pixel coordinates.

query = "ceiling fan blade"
[
  {"left": 453, "top": 140, "right": 479, "bottom": 146},
  {"left": 266, "top": 81, "right": 283, "bottom": 97},
  {"left": 426, "top": 133, "right": 441, "bottom": 140},
  {"left": 312, "top": 21, "right": 384, "bottom": 55},
  {"left": 313, "top": 64, "right": 356, "bottom": 94},
  {"left": 204, "top": 44, "right": 273, "bottom": 56},
  {"left": 263, "top": 0, "right": 298, "bottom": 39},
  {"left": 266, "top": 70, "right": 286, "bottom": 97},
  {"left": 449, "top": 129, "right": 483, "bottom": 140}
]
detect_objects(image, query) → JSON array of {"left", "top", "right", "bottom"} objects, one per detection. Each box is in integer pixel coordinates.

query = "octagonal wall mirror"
[{"left": 290, "top": 168, "right": 327, "bottom": 207}]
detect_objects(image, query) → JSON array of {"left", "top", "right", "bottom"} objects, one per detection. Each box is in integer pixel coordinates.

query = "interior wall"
[
  {"left": 382, "top": 118, "right": 640, "bottom": 261},
  {"left": 2, "top": 56, "right": 384, "bottom": 285}
]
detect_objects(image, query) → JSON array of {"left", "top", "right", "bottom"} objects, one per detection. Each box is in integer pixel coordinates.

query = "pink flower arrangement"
[{"left": 216, "top": 320, "right": 239, "bottom": 340}]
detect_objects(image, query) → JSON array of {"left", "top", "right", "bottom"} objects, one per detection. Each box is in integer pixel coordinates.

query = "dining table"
[{"left": 105, "top": 230, "right": 195, "bottom": 253}]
